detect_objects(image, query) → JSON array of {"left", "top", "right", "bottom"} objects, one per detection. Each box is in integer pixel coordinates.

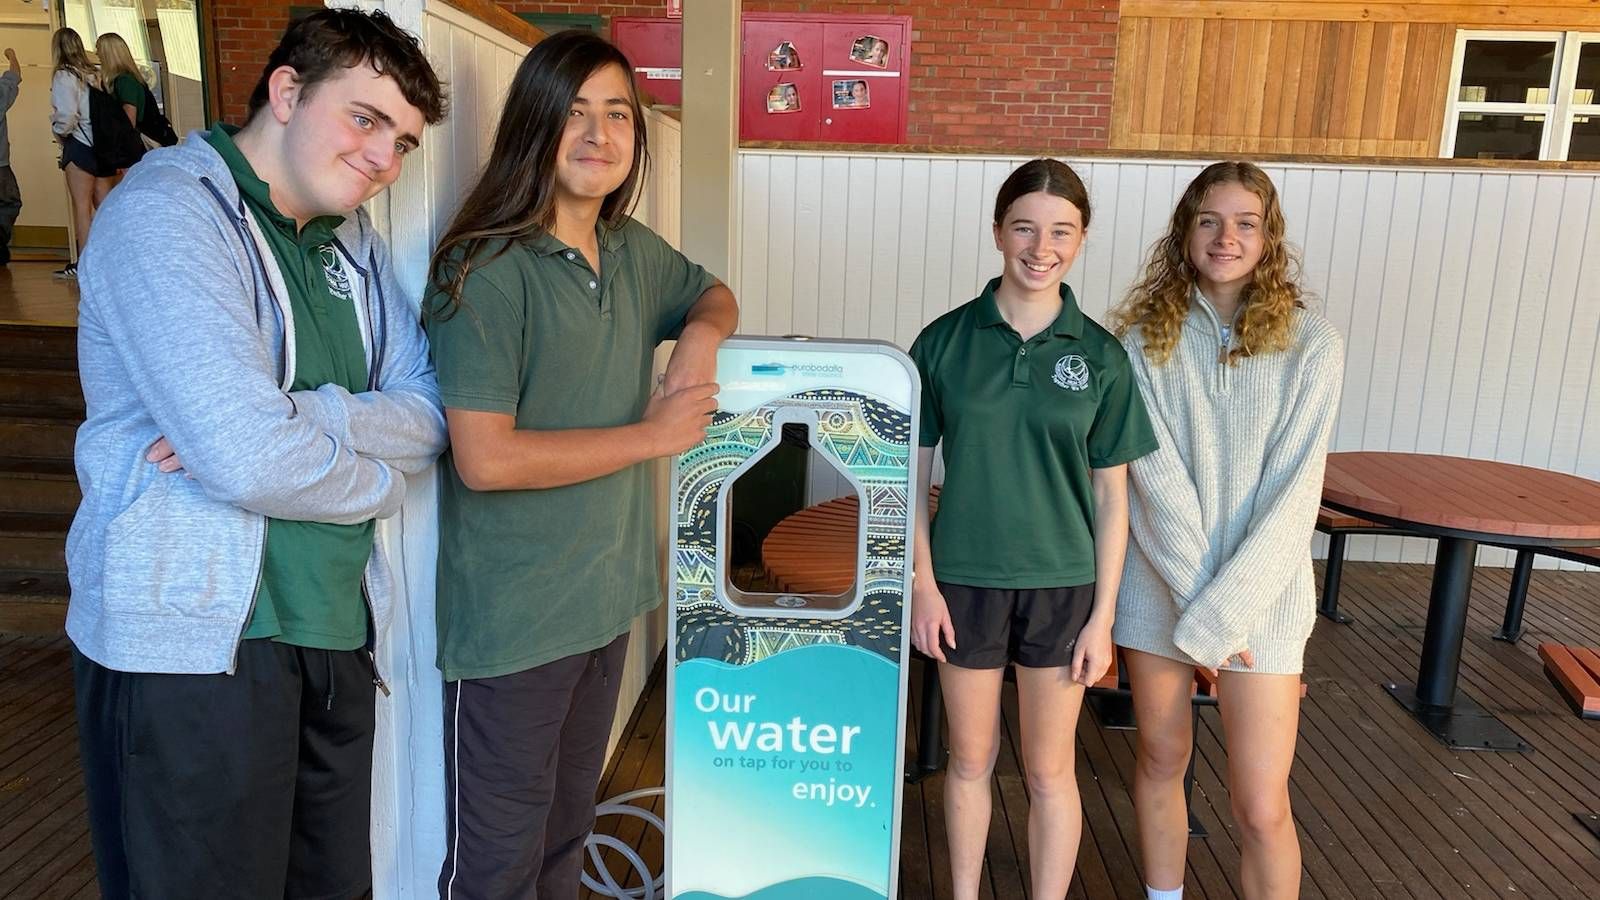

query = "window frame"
[
  {"left": 1442, "top": 29, "right": 1599, "bottom": 161},
  {"left": 1555, "top": 34, "right": 1600, "bottom": 161}
]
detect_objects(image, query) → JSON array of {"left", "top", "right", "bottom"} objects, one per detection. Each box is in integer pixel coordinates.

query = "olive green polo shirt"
[
  {"left": 424, "top": 220, "right": 718, "bottom": 681},
  {"left": 910, "top": 278, "right": 1158, "bottom": 589},
  {"left": 206, "top": 125, "right": 374, "bottom": 651}
]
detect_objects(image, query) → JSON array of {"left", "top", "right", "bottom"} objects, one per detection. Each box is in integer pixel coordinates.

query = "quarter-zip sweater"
[{"left": 1113, "top": 294, "right": 1344, "bottom": 674}]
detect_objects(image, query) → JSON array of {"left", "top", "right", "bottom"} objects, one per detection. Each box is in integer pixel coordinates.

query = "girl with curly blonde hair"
[{"left": 1110, "top": 161, "right": 1344, "bottom": 900}]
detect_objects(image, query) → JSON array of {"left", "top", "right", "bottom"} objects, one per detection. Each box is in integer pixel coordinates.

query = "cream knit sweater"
[{"left": 1112, "top": 294, "right": 1344, "bottom": 675}]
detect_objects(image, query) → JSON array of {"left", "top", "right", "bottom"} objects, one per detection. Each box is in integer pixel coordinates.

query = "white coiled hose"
[{"left": 581, "top": 787, "right": 666, "bottom": 900}]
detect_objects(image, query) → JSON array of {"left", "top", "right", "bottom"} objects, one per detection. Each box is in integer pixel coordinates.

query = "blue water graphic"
[
  {"left": 671, "top": 644, "right": 901, "bottom": 898},
  {"left": 677, "top": 875, "right": 886, "bottom": 900}
]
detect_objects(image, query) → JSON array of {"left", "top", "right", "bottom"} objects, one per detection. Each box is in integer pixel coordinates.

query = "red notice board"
[
  {"left": 742, "top": 13, "right": 910, "bottom": 144},
  {"left": 614, "top": 14, "right": 911, "bottom": 145},
  {"left": 614, "top": 17, "right": 683, "bottom": 106}
]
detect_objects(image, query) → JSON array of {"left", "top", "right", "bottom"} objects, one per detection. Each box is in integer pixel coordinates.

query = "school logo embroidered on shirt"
[
  {"left": 1053, "top": 354, "right": 1089, "bottom": 391},
  {"left": 319, "top": 245, "right": 355, "bottom": 304}
]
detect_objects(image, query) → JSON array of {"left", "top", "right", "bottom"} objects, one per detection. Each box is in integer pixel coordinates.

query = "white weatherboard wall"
[
  {"left": 350, "top": 1, "right": 685, "bottom": 895},
  {"left": 738, "top": 151, "right": 1600, "bottom": 571}
]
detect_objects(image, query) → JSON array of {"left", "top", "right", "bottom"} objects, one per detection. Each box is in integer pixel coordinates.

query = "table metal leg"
[
  {"left": 905, "top": 658, "right": 946, "bottom": 783},
  {"left": 1384, "top": 537, "right": 1531, "bottom": 752},
  {"left": 1494, "top": 549, "right": 1533, "bottom": 643},
  {"left": 1317, "top": 532, "right": 1352, "bottom": 624},
  {"left": 1184, "top": 705, "right": 1206, "bottom": 838},
  {"left": 1085, "top": 655, "right": 1137, "bottom": 730}
]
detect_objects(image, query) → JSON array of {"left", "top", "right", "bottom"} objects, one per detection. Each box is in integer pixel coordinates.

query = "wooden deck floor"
[
  {"left": 0, "top": 262, "right": 80, "bottom": 328},
  {"left": 583, "top": 561, "right": 1600, "bottom": 900},
  {"left": 0, "top": 633, "right": 96, "bottom": 898},
  {"left": 5, "top": 561, "right": 1598, "bottom": 899}
]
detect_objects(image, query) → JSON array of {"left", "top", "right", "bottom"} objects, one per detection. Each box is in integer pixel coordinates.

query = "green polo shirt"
[
  {"left": 112, "top": 74, "right": 145, "bottom": 123},
  {"left": 424, "top": 220, "right": 717, "bottom": 681},
  {"left": 910, "top": 278, "right": 1158, "bottom": 589},
  {"left": 206, "top": 125, "right": 374, "bottom": 651}
]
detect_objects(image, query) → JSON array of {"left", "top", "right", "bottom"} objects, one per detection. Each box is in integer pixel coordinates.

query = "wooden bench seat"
[{"left": 1538, "top": 643, "right": 1600, "bottom": 720}]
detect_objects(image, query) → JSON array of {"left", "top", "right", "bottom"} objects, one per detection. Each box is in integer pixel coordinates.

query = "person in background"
[
  {"left": 94, "top": 34, "right": 147, "bottom": 134},
  {"left": 50, "top": 27, "right": 113, "bottom": 278},
  {"left": 0, "top": 47, "right": 22, "bottom": 265}
]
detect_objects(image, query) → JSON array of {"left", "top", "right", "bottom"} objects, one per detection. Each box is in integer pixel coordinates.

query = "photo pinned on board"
[
  {"left": 832, "top": 79, "right": 870, "bottom": 110},
  {"left": 849, "top": 35, "right": 890, "bottom": 69},
  {"left": 767, "top": 40, "right": 802, "bottom": 71},
  {"left": 767, "top": 82, "right": 802, "bottom": 114}
]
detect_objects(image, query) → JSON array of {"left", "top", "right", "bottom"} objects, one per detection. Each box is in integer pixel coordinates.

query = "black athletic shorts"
[
  {"left": 937, "top": 581, "right": 1096, "bottom": 669},
  {"left": 58, "top": 135, "right": 114, "bottom": 177}
]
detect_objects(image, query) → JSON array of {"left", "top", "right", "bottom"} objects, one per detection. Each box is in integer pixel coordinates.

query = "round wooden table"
[
  {"left": 1322, "top": 452, "right": 1600, "bottom": 751},
  {"left": 761, "top": 488, "right": 939, "bottom": 595}
]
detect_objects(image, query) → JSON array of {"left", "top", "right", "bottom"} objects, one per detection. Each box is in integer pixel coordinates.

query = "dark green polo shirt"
[
  {"left": 112, "top": 74, "right": 145, "bottom": 123},
  {"left": 910, "top": 278, "right": 1158, "bottom": 589},
  {"left": 207, "top": 126, "right": 374, "bottom": 651},
  {"left": 424, "top": 220, "right": 717, "bottom": 681}
]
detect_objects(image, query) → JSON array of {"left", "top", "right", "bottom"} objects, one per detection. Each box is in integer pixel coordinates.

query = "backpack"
[
  {"left": 88, "top": 80, "right": 145, "bottom": 171},
  {"left": 137, "top": 83, "right": 178, "bottom": 147}
]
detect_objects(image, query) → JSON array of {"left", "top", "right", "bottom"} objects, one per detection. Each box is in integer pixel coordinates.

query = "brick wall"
[
  {"left": 211, "top": 1, "right": 1119, "bottom": 148},
  {"left": 211, "top": 1, "right": 296, "bottom": 124}
]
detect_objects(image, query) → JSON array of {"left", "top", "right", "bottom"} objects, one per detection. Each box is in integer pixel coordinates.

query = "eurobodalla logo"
[
  {"left": 1053, "top": 354, "right": 1090, "bottom": 391},
  {"left": 751, "top": 362, "right": 846, "bottom": 377}
]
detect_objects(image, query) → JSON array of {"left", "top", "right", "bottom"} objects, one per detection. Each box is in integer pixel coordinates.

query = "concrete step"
[
  {"left": 0, "top": 568, "right": 69, "bottom": 634},
  {"left": 0, "top": 417, "right": 77, "bottom": 460},
  {"left": 0, "top": 367, "right": 83, "bottom": 418},
  {"left": 0, "top": 458, "right": 80, "bottom": 515},
  {"left": 0, "top": 324, "right": 77, "bottom": 371}
]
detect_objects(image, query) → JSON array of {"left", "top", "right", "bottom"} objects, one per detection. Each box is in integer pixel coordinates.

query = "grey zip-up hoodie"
[{"left": 68, "top": 131, "right": 448, "bottom": 675}]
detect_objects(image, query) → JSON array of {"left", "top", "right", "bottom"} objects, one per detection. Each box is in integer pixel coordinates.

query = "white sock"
[{"left": 1146, "top": 886, "right": 1182, "bottom": 900}]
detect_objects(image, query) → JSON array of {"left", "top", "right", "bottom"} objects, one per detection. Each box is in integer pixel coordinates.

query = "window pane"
[
  {"left": 1569, "top": 115, "right": 1600, "bottom": 162},
  {"left": 1576, "top": 43, "right": 1600, "bottom": 105},
  {"left": 1458, "top": 40, "right": 1557, "bottom": 104},
  {"left": 1452, "top": 113, "right": 1545, "bottom": 160}
]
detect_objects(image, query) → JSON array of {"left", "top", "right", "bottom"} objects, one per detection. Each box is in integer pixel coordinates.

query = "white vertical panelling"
[
  {"left": 868, "top": 158, "right": 904, "bottom": 342},
  {"left": 1107, "top": 164, "right": 1150, "bottom": 319},
  {"left": 842, "top": 158, "right": 879, "bottom": 339},
  {"left": 816, "top": 157, "right": 851, "bottom": 339},
  {"left": 1391, "top": 172, "right": 1454, "bottom": 563},
  {"left": 1520, "top": 178, "right": 1588, "bottom": 473},
  {"left": 765, "top": 155, "right": 798, "bottom": 337},
  {"left": 1549, "top": 181, "right": 1600, "bottom": 502},
  {"left": 790, "top": 156, "right": 824, "bottom": 337},
  {"left": 1078, "top": 163, "right": 1120, "bottom": 320},
  {"left": 738, "top": 150, "right": 1600, "bottom": 570},
  {"left": 894, "top": 159, "right": 931, "bottom": 350},
  {"left": 739, "top": 155, "right": 770, "bottom": 334},
  {"left": 1446, "top": 175, "right": 1506, "bottom": 459}
]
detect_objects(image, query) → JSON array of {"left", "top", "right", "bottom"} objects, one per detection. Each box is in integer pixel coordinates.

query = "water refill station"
[{"left": 666, "top": 337, "right": 921, "bottom": 900}]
